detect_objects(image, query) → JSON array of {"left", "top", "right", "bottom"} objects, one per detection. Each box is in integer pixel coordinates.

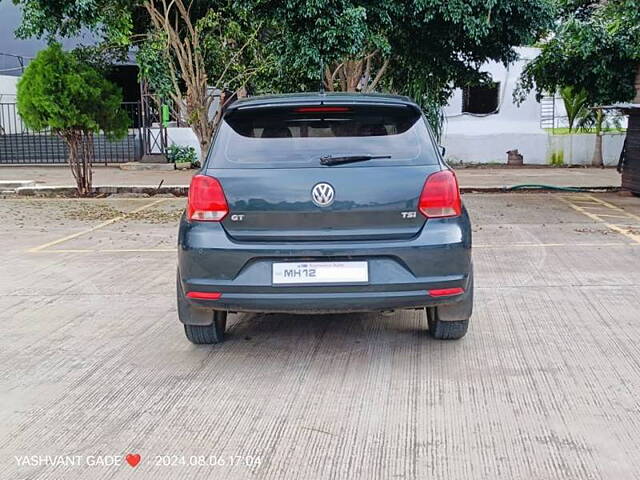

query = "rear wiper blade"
[{"left": 320, "top": 154, "right": 392, "bottom": 166}]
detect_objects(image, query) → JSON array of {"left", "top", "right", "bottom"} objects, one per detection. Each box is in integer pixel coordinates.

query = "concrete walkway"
[{"left": 0, "top": 165, "right": 622, "bottom": 190}]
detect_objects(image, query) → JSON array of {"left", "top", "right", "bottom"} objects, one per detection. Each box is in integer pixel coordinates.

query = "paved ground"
[
  {"left": 457, "top": 166, "right": 620, "bottom": 189},
  {"left": 0, "top": 165, "right": 623, "bottom": 189},
  {"left": 1, "top": 192, "right": 640, "bottom": 480}
]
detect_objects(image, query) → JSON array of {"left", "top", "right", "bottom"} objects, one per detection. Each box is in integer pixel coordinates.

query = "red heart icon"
[{"left": 126, "top": 454, "right": 141, "bottom": 467}]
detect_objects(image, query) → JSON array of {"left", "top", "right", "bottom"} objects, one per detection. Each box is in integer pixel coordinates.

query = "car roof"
[{"left": 225, "top": 92, "right": 420, "bottom": 113}]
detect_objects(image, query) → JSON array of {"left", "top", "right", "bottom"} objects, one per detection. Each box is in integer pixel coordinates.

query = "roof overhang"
[{"left": 592, "top": 103, "right": 640, "bottom": 113}]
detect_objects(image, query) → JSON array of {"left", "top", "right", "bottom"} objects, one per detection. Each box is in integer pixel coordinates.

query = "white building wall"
[
  {"left": 444, "top": 128, "right": 624, "bottom": 166},
  {"left": 440, "top": 46, "right": 625, "bottom": 165},
  {"left": 547, "top": 133, "right": 625, "bottom": 166},
  {"left": 167, "top": 127, "right": 202, "bottom": 158},
  {"left": 0, "top": 75, "right": 18, "bottom": 101},
  {"left": 443, "top": 47, "right": 542, "bottom": 125},
  {"left": 442, "top": 46, "right": 547, "bottom": 164},
  {"left": 0, "top": 75, "right": 22, "bottom": 134}
]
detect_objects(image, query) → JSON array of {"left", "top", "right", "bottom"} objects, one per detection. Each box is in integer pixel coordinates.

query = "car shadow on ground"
[{"left": 183, "top": 310, "right": 450, "bottom": 353}]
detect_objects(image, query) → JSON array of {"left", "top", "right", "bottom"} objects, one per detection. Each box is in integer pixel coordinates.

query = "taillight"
[
  {"left": 419, "top": 170, "right": 462, "bottom": 218},
  {"left": 428, "top": 287, "right": 464, "bottom": 297},
  {"left": 295, "top": 106, "right": 350, "bottom": 113},
  {"left": 186, "top": 291, "right": 222, "bottom": 300},
  {"left": 187, "top": 175, "right": 229, "bottom": 222}
]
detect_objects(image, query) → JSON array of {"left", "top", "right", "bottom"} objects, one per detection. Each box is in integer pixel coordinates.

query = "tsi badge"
[
  {"left": 230, "top": 214, "right": 245, "bottom": 222},
  {"left": 401, "top": 211, "right": 417, "bottom": 219}
]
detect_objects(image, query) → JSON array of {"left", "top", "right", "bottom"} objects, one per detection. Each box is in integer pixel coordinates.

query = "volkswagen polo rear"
[{"left": 177, "top": 94, "right": 473, "bottom": 344}]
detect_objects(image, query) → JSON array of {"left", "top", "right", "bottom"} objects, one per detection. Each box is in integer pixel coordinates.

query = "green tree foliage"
[
  {"left": 17, "top": 43, "right": 128, "bottom": 195},
  {"left": 14, "top": 0, "right": 274, "bottom": 156},
  {"left": 560, "top": 86, "right": 589, "bottom": 133},
  {"left": 13, "top": 0, "right": 135, "bottom": 44},
  {"left": 15, "top": 0, "right": 555, "bottom": 136},
  {"left": 136, "top": 32, "right": 174, "bottom": 102},
  {"left": 517, "top": 0, "right": 640, "bottom": 165},
  {"left": 247, "top": 0, "right": 555, "bottom": 133},
  {"left": 139, "top": 0, "right": 274, "bottom": 158},
  {"left": 246, "top": 0, "right": 555, "bottom": 95},
  {"left": 135, "top": 1, "right": 276, "bottom": 101},
  {"left": 389, "top": 1, "right": 555, "bottom": 103},
  {"left": 518, "top": 0, "right": 640, "bottom": 105},
  {"left": 198, "top": 6, "right": 276, "bottom": 94}
]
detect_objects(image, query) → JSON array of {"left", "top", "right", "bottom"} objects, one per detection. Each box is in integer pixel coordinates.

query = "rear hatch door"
[{"left": 206, "top": 102, "right": 442, "bottom": 241}]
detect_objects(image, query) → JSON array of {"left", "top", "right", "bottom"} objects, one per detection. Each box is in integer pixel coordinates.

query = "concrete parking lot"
[{"left": 1, "top": 192, "right": 640, "bottom": 480}]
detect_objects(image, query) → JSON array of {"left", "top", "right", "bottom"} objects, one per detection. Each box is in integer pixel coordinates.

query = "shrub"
[
  {"left": 167, "top": 144, "right": 198, "bottom": 167},
  {"left": 17, "top": 43, "right": 128, "bottom": 195}
]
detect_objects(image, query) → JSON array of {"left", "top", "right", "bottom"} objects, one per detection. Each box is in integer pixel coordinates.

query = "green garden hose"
[{"left": 507, "top": 184, "right": 588, "bottom": 192}]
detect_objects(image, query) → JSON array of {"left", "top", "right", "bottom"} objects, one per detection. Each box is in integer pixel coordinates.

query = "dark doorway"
[{"left": 106, "top": 65, "right": 140, "bottom": 102}]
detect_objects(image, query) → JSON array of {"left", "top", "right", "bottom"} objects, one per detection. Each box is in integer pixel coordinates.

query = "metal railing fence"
[{"left": 0, "top": 102, "right": 142, "bottom": 164}]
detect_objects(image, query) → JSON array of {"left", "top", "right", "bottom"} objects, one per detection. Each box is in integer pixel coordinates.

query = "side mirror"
[{"left": 439, "top": 145, "right": 446, "bottom": 157}]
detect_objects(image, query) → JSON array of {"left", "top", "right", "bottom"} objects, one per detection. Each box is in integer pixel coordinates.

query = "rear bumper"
[
  {"left": 177, "top": 213, "right": 472, "bottom": 315},
  {"left": 185, "top": 288, "right": 472, "bottom": 315}
]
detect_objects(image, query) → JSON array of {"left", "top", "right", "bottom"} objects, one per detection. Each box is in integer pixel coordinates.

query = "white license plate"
[{"left": 272, "top": 261, "right": 369, "bottom": 285}]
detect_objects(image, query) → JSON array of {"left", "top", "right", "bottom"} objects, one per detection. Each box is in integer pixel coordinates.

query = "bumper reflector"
[
  {"left": 186, "top": 292, "right": 222, "bottom": 300},
  {"left": 428, "top": 287, "right": 464, "bottom": 297}
]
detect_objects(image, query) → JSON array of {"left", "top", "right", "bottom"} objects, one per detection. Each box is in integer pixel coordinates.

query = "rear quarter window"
[{"left": 206, "top": 104, "right": 439, "bottom": 168}]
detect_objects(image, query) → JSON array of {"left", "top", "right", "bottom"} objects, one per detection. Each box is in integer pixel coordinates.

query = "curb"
[
  {"left": 119, "top": 162, "right": 176, "bottom": 171},
  {"left": 11, "top": 185, "right": 189, "bottom": 197},
  {"left": 3, "top": 184, "right": 622, "bottom": 197},
  {"left": 460, "top": 185, "right": 622, "bottom": 194}
]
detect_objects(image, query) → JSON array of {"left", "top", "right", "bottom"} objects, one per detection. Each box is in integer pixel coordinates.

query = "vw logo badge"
[{"left": 311, "top": 182, "right": 335, "bottom": 207}]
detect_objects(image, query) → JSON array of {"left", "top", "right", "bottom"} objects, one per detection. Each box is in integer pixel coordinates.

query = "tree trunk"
[
  {"left": 323, "top": 52, "right": 388, "bottom": 93},
  {"left": 61, "top": 130, "right": 94, "bottom": 196},
  {"left": 634, "top": 64, "right": 640, "bottom": 103},
  {"left": 80, "top": 131, "right": 94, "bottom": 195},
  {"left": 591, "top": 108, "right": 604, "bottom": 167},
  {"left": 194, "top": 91, "right": 223, "bottom": 162},
  {"left": 192, "top": 121, "right": 212, "bottom": 163}
]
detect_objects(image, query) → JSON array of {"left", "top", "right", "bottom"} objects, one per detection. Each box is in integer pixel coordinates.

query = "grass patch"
[{"left": 544, "top": 127, "right": 626, "bottom": 135}]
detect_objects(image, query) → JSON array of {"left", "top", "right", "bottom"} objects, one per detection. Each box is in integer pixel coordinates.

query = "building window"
[{"left": 462, "top": 83, "right": 500, "bottom": 114}]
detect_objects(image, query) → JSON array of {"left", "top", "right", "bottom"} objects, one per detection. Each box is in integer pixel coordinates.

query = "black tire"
[
  {"left": 426, "top": 307, "right": 469, "bottom": 340},
  {"left": 184, "top": 311, "right": 227, "bottom": 344},
  {"left": 177, "top": 272, "right": 227, "bottom": 344}
]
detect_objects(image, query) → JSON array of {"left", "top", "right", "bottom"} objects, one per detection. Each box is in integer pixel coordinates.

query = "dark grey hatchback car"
[{"left": 177, "top": 93, "right": 473, "bottom": 344}]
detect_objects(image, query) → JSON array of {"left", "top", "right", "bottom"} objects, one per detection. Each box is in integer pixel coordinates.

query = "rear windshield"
[{"left": 206, "top": 105, "right": 439, "bottom": 168}]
